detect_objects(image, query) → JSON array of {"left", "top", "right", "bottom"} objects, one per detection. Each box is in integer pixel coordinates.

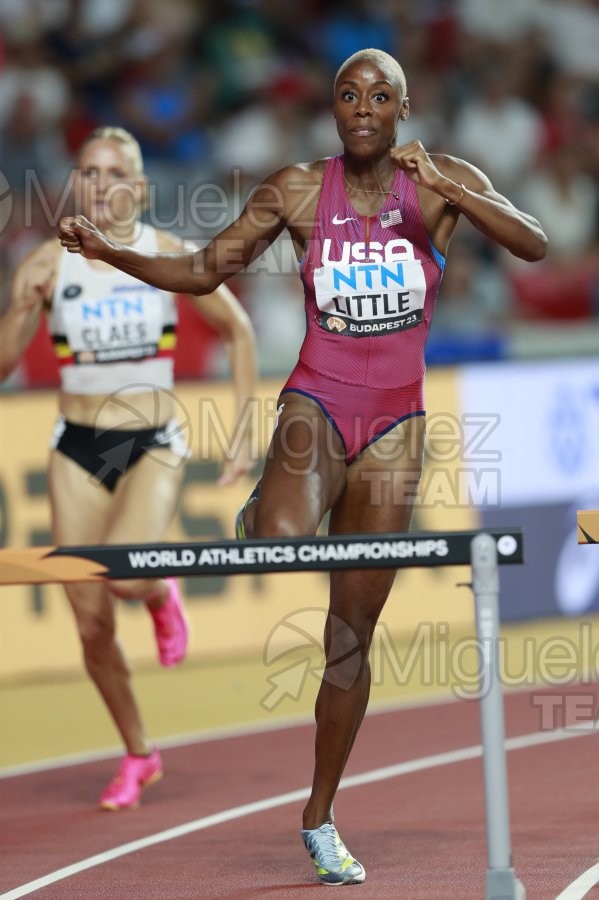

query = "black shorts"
[{"left": 50, "top": 416, "right": 189, "bottom": 492}]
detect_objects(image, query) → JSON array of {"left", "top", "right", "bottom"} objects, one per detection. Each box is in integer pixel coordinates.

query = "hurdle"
[
  {"left": 577, "top": 510, "right": 599, "bottom": 544},
  {"left": 0, "top": 528, "right": 526, "bottom": 900}
]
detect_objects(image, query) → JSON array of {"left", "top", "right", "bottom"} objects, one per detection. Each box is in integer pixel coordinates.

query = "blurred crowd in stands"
[{"left": 0, "top": 0, "right": 597, "bottom": 386}]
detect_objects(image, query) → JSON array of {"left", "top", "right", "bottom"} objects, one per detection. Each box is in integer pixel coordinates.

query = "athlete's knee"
[
  {"left": 328, "top": 612, "right": 371, "bottom": 659},
  {"left": 65, "top": 586, "right": 114, "bottom": 647},
  {"left": 77, "top": 611, "right": 115, "bottom": 655},
  {"left": 322, "top": 616, "right": 366, "bottom": 690},
  {"left": 253, "top": 505, "right": 310, "bottom": 538},
  {"left": 110, "top": 578, "right": 159, "bottom": 603},
  {"left": 328, "top": 595, "right": 387, "bottom": 658}
]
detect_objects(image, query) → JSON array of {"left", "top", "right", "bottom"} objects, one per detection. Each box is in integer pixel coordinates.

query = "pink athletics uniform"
[{"left": 281, "top": 154, "right": 445, "bottom": 462}]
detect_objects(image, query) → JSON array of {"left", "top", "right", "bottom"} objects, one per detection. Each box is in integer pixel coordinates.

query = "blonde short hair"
[
  {"left": 335, "top": 49, "right": 407, "bottom": 97},
  {"left": 79, "top": 126, "right": 144, "bottom": 176}
]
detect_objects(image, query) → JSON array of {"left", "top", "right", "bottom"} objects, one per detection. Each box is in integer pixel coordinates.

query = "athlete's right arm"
[
  {"left": 0, "top": 243, "right": 56, "bottom": 382},
  {"left": 58, "top": 168, "right": 295, "bottom": 296}
]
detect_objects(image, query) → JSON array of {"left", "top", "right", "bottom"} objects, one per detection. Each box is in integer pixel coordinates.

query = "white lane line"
[
  {"left": 1, "top": 723, "right": 594, "bottom": 900},
  {"left": 0, "top": 691, "right": 456, "bottom": 780},
  {"left": 0, "top": 787, "right": 311, "bottom": 900},
  {"left": 0, "top": 715, "right": 314, "bottom": 779},
  {"left": 555, "top": 861, "right": 599, "bottom": 899}
]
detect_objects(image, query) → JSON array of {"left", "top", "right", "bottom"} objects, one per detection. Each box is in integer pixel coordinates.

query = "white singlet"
[{"left": 50, "top": 223, "right": 178, "bottom": 395}]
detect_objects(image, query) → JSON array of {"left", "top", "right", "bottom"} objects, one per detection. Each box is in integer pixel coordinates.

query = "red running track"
[{"left": 1, "top": 684, "right": 599, "bottom": 899}]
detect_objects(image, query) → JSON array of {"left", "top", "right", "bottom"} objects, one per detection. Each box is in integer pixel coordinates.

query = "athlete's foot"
[
  {"left": 99, "top": 748, "right": 163, "bottom": 810},
  {"left": 234, "top": 480, "right": 261, "bottom": 539},
  {"left": 301, "top": 823, "right": 366, "bottom": 885},
  {"left": 148, "top": 578, "right": 189, "bottom": 666}
]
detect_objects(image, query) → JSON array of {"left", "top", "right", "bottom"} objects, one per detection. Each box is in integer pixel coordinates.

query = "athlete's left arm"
[
  {"left": 159, "top": 232, "right": 258, "bottom": 485},
  {"left": 390, "top": 142, "right": 548, "bottom": 262}
]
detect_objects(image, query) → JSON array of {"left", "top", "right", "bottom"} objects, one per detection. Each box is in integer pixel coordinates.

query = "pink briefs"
[{"left": 281, "top": 360, "right": 425, "bottom": 464}]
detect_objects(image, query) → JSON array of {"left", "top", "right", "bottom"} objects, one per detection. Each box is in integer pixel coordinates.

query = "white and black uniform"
[
  {"left": 49, "top": 223, "right": 189, "bottom": 490},
  {"left": 50, "top": 222, "right": 177, "bottom": 394}
]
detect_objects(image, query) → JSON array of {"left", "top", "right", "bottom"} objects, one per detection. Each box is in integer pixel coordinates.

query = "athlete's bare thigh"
[
  {"left": 49, "top": 450, "right": 114, "bottom": 545},
  {"left": 255, "top": 394, "right": 348, "bottom": 536},
  {"left": 49, "top": 448, "right": 184, "bottom": 601},
  {"left": 331, "top": 414, "right": 426, "bottom": 535},
  {"left": 106, "top": 449, "right": 184, "bottom": 544},
  {"left": 326, "top": 415, "right": 426, "bottom": 622}
]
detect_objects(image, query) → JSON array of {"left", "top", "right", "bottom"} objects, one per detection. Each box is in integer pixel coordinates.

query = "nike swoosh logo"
[{"left": 332, "top": 214, "right": 356, "bottom": 225}]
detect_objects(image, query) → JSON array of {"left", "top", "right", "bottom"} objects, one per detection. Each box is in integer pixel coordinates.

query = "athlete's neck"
[
  {"left": 343, "top": 152, "right": 397, "bottom": 194},
  {"left": 103, "top": 222, "right": 141, "bottom": 245}
]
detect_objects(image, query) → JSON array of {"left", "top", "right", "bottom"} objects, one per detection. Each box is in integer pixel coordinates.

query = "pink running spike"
[
  {"left": 99, "top": 748, "right": 163, "bottom": 810},
  {"left": 149, "top": 578, "right": 189, "bottom": 666}
]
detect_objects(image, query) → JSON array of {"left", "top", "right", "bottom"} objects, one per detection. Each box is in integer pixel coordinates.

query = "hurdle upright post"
[{"left": 470, "top": 533, "right": 526, "bottom": 900}]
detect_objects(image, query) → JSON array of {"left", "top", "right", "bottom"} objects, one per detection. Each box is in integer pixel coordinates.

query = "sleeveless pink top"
[{"left": 296, "top": 154, "right": 444, "bottom": 388}]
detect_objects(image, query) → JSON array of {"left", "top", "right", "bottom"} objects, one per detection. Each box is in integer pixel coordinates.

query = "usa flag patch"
[{"left": 380, "top": 208, "right": 402, "bottom": 227}]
